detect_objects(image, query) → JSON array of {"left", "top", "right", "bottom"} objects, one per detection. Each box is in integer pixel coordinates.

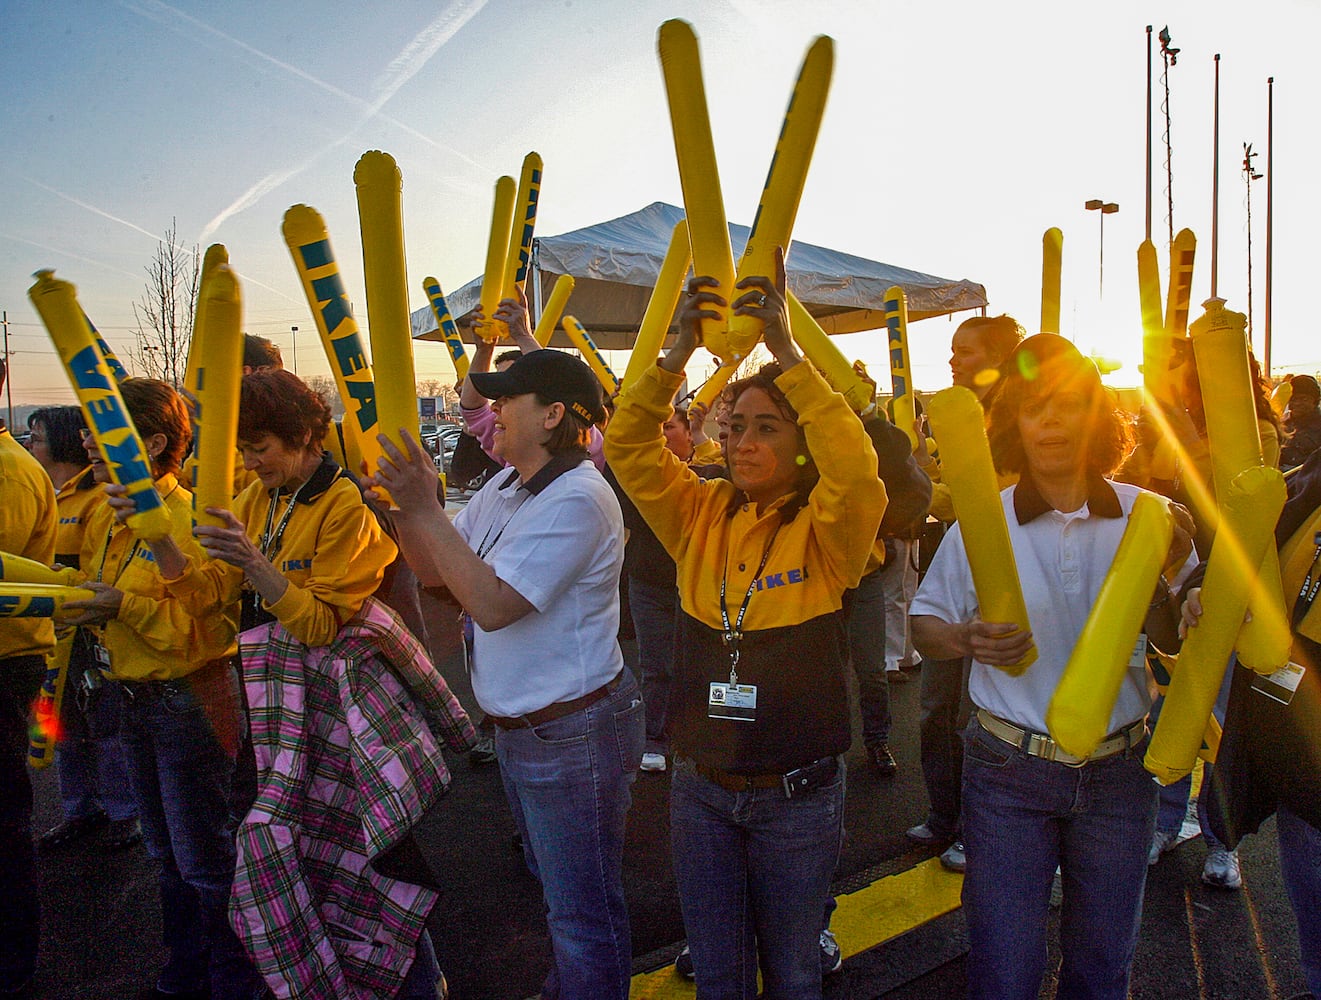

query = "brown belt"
[
  {"left": 488, "top": 675, "right": 622, "bottom": 731},
  {"left": 683, "top": 755, "right": 838, "bottom": 795}
]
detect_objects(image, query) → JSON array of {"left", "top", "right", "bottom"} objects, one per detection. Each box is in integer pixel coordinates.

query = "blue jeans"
[
  {"left": 496, "top": 673, "right": 644, "bottom": 1000},
  {"left": 961, "top": 718, "right": 1157, "bottom": 1000},
  {"left": 1151, "top": 657, "right": 1234, "bottom": 850},
  {"left": 846, "top": 566, "right": 890, "bottom": 747},
  {"left": 0, "top": 655, "right": 44, "bottom": 992},
  {"left": 628, "top": 577, "right": 678, "bottom": 752},
  {"left": 918, "top": 656, "right": 972, "bottom": 838},
  {"left": 57, "top": 675, "right": 137, "bottom": 822},
  {"left": 119, "top": 669, "right": 263, "bottom": 1000},
  {"left": 1277, "top": 805, "right": 1321, "bottom": 997},
  {"left": 670, "top": 756, "right": 846, "bottom": 1000}
]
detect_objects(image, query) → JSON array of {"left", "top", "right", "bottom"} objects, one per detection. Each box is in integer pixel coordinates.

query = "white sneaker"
[
  {"left": 1148, "top": 828, "right": 1179, "bottom": 865},
  {"left": 640, "top": 752, "right": 667, "bottom": 773},
  {"left": 1202, "top": 849, "right": 1242, "bottom": 889}
]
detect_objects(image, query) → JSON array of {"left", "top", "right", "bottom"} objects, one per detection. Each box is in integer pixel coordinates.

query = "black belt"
[
  {"left": 488, "top": 675, "right": 622, "bottom": 730},
  {"left": 683, "top": 755, "right": 838, "bottom": 798}
]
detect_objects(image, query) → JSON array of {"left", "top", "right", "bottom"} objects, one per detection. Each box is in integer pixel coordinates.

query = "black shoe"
[
  {"left": 38, "top": 812, "right": 108, "bottom": 852},
  {"left": 468, "top": 735, "right": 497, "bottom": 766},
  {"left": 867, "top": 743, "right": 898, "bottom": 777},
  {"left": 103, "top": 817, "right": 143, "bottom": 852}
]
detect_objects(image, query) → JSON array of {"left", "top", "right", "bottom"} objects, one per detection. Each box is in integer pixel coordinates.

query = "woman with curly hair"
[{"left": 912, "top": 334, "right": 1196, "bottom": 1000}]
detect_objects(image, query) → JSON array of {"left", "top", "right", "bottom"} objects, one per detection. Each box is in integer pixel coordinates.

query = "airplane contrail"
[{"left": 19, "top": 176, "right": 172, "bottom": 246}]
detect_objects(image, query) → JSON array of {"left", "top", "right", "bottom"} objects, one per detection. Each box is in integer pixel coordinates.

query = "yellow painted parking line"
[{"left": 628, "top": 858, "right": 964, "bottom": 998}]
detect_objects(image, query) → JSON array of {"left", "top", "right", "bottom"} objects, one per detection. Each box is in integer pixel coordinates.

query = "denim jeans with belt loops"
[
  {"left": 495, "top": 673, "right": 645, "bottom": 1000},
  {"left": 670, "top": 754, "right": 846, "bottom": 1000},
  {"left": 961, "top": 716, "right": 1157, "bottom": 1000}
]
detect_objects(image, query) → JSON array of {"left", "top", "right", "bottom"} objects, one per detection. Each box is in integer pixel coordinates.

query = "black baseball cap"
[{"left": 469, "top": 349, "right": 607, "bottom": 425}]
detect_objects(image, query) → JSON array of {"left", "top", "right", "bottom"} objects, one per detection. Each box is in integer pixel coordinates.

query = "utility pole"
[{"left": 2, "top": 311, "right": 11, "bottom": 427}]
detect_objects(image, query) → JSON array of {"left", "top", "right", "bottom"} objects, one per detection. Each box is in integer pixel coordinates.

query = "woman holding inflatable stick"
[
  {"left": 368, "top": 342, "right": 641, "bottom": 1000},
  {"left": 125, "top": 369, "right": 462, "bottom": 998},
  {"left": 606, "top": 248, "right": 885, "bottom": 999},
  {"left": 911, "top": 334, "right": 1196, "bottom": 1000},
  {"left": 56, "top": 378, "right": 263, "bottom": 1000}
]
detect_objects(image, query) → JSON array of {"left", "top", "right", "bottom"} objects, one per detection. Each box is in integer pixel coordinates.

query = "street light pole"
[
  {"left": 291, "top": 325, "right": 298, "bottom": 375},
  {"left": 1084, "top": 200, "right": 1119, "bottom": 298}
]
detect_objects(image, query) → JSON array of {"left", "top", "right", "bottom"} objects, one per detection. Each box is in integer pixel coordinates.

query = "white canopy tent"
[{"left": 411, "top": 201, "right": 987, "bottom": 351}]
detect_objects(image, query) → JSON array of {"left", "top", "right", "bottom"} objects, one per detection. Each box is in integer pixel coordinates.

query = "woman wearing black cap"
[{"left": 370, "top": 348, "right": 644, "bottom": 1000}]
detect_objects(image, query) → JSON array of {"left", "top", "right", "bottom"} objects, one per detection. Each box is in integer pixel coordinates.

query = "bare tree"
[
  {"left": 302, "top": 375, "right": 346, "bottom": 418},
  {"left": 130, "top": 219, "right": 199, "bottom": 387}
]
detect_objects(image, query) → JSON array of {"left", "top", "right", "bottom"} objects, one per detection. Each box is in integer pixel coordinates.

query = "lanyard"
[
  {"left": 1292, "top": 533, "right": 1321, "bottom": 628},
  {"left": 718, "top": 522, "right": 781, "bottom": 687},
  {"left": 95, "top": 525, "right": 141, "bottom": 586},
  {"left": 475, "top": 489, "right": 531, "bottom": 562}
]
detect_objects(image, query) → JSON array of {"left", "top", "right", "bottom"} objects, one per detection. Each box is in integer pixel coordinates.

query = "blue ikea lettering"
[
  {"left": 311, "top": 272, "right": 354, "bottom": 344},
  {"left": 344, "top": 378, "right": 377, "bottom": 433},
  {"left": 282, "top": 558, "right": 312, "bottom": 572},
  {"left": 100, "top": 436, "right": 154, "bottom": 492},
  {"left": 752, "top": 566, "right": 809, "bottom": 591}
]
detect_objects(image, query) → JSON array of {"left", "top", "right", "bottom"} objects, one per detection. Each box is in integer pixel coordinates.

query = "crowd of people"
[{"left": 2, "top": 260, "right": 1320, "bottom": 1000}]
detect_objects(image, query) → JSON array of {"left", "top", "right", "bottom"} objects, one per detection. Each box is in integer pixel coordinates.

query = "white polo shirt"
[
  {"left": 453, "top": 454, "right": 625, "bottom": 718},
  {"left": 912, "top": 477, "right": 1194, "bottom": 735}
]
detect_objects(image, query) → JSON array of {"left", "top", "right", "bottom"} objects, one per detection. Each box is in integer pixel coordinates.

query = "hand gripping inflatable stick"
[
  {"left": 723, "top": 36, "right": 833, "bottom": 363},
  {"left": 30, "top": 271, "right": 172, "bottom": 542},
  {"left": 283, "top": 205, "right": 382, "bottom": 477},
  {"left": 1164, "top": 229, "right": 1197, "bottom": 341},
  {"left": 1046, "top": 492, "right": 1174, "bottom": 758},
  {"left": 787, "top": 293, "right": 877, "bottom": 414},
  {"left": 883, "top": 287, "right": 918, "bottom": 449},
  {"left": 658, "top": 20, "right": 735, "bottom": 356},
  {"left": 689, "top": 364, "right": 736, "bottom": 422},
  {"left": 533, "top": 274, "right": 575, "bottom": 348},
  {"left": 1040, "top": 228, "right": 1063, "bottom": 335},
  {"left": 504, "top": 152, "right": 543, "bottom": 299},
  {"left": 1191, "top": 298, "right": 1291, "bottom": 673},
  {"left": 1145, "top": 465, "right": 1286, "bottom": 783},
  {"left": 189, "top": 266, "right": 244, "bottom": 529},
  {"left": 1271, "top": 380, "right": 1292, "bottom": 421},
  {"left": 478, "top": 176, "right": 517, "bottom": 343},
  {"left": 563, "top": 317, "right": 620, "bottom": 396},
  {"left": 623, "top": 220, "right": 691, "bottom": 392},
  {"left": 355, "top": 151, "right": 422, "bottom": 503},
  {"left": 926, "top": 386, "right": 1036, "bottom": 673},
  {"left": 422, "top": 277, "right": 469, "bottom": 381}
]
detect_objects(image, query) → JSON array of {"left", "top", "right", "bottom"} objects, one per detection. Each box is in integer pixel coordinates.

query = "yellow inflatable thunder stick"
[
  {"left": 355, "top": 151, "right": 422, "bottom": 503},
  {"left": 0, "top": 583, "right": 95, "bottom": 618},
  {"left": 189, "top": 266, "right": 244, "bottom": 529},
  {"left": 658, "top": 20, "right": 735, "bottom": 356},
  {"left": 1040, "top": 228, "right": 1063, "bottom": 335},
  {"left": 688, "top": 364, "right": 736, "bottom": 422},
  {"left": 786, "top": 293, "right": 876, "bottom": 414},
  {"left": 28, "top": 631, "right": 73, "bottom": 769},
  {"left": 29, "top": 271, "right": 172, "bottom": 542},
  {"left": 724, "top": 36, "right": 834, "bottom": 364},
  {"left": 926, "top": 386, "right": 1036, "bottom": 673},
  {"left": 563, "top": 317, "right": 620, "bottom": 397},
  {"left": 0, "top": 552, "right": 66, "bottom": 585},
  {"left": 82, "top": 312, "right": 128, "bottom": 385},
  {"left": 1190, "top": 298, "right": 1292, "bottom": 673},
  {"left": 282, "top": 205, "right": 383, "bottom": 478},
  {"left": 478, "top": 175, "right": 517, "bottom": 343},
  {"left": 533, "top": 274, "right": 575, "bottom": 348},
  {"left": 623, "top": 220, "right": 692, "bottom": 392},
  {"left": 1046, "top": 492, "right": 1174, "bottom": 757},
  {"left": 1138, "top": 241, "right": 1170, "bottom": 405},
  {"left": 504, "top": 152, "right": 543, "bottom": 299},
  {"left": 1164, "top": 228, "right": 1197, "bottom": 341},
  {"left": 1145, "top": 465, "right": 1286, "bottom": 783},
  {"left": 422, "top": 277, "right": 469, "bottom": 382},
  {"left": 182, "top": 244, "right": 231, "bottom": 401},
  {"left": 883, "top": 286, "right": 918, "bottom": 450},
  {"left": 1271, "top": 380, "right": 1293, "bottom": 420}
]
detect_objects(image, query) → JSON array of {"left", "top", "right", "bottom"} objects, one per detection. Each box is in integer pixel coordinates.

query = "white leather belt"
[{"left": 976, "top": 709, "right": 1147, "bottom": 767}]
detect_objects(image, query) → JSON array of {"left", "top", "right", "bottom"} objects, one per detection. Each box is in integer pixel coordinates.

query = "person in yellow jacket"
[
  {"left": 155, "top": 369, "right": 395, "bottom": 648},
  {"left": 59, "top": 378, "right": 262, "bottom": 1000},
  {"left": 27, "top": 405, "right": 140, "bottom": 853},
  {"left": 0, "top": 358, "right": 57, "bottom": 996},
  {"left": 605, "top": 250, "right": 886, "bottom": 999}
]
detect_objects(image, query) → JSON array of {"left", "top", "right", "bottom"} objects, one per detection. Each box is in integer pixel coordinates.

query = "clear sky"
[{"left": 4, "top": 0, "right": 1318, "bottom": 408}]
